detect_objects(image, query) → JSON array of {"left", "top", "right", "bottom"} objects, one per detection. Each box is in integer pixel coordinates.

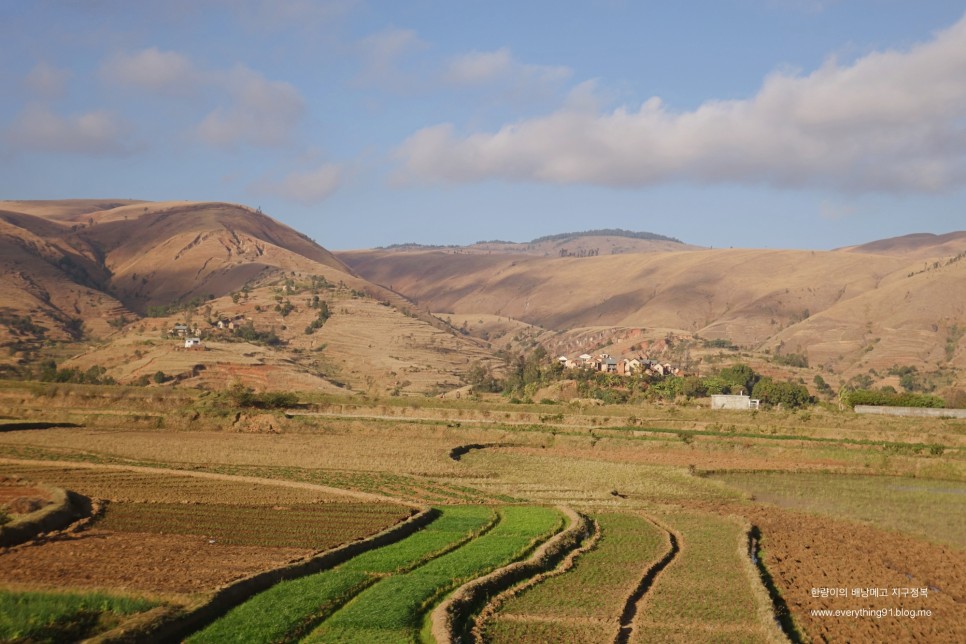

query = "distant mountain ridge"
[
  {"left": 528, "top": 228, "right": 682, "bottom": 244},
  {"left": 381, "top": 228, "right": 683, "bottom": 249},
  {"left": 376, "top": 228, "right": 698, "bottom": 257},
  {"left": 340, "top": 229, "right": 966, "bottom": 387}
]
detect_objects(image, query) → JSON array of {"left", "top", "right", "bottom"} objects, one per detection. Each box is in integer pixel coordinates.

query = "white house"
[{"left": 184, "top": 337, "right": 202, "bottom": 349}]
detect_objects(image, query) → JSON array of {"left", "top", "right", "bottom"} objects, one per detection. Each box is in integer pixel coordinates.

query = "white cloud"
[
  {"left": 7, "top": 104, "right": 133, "bottom": 156},
  {"left": 101, "top": 47, "right": 200, "bottom": 95},
  {"left": 253, "top": 163, "right": 343, "bottom": 204},
  {"left": 100, "top": 48, "right": 305, "bottom": 149},
  {"left": 396, "top": 14, "right": 966, "bottom": 193},
  {"left": 356, "top": 28, "right": 428, "bottom": 86},
  {"left": 24, "top": 62, "right": 70, "bottom": 99},
  {"left": 197, "top": 65, "right": 305, "bottom": 148},
  {"left": 443, "top": 47, "right": 570, "bottom": 88}
]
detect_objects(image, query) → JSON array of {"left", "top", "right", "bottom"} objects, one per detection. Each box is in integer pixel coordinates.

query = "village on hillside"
[{"left": 558, "top": 353, "right": 682, "bottom": 378}]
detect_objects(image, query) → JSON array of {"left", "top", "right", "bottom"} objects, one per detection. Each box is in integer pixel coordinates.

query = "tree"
[
  {"left": 813, "top": 374, "right": 833, "bottom": 397},
  {"left": 752, "top": 378, "right": 812, "bottom": 409},
  {"left": 718, "top": 364, "right": 760, "bottom": 395},
  {"left": 467, "top": 362, "right": 501, "bottom": 393}
]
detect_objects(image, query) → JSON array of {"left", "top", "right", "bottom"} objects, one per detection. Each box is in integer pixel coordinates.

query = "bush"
[
  {"left": 752, "top": 378, "right": 813, "bottom": 409},
  {"left": 226, "top": 384, "right": 298, "bottom": 409},
  {"left": 841, "top": 389, "right": 945, "bottom": 409},
  {"left": 772, "top": 353, "right": 808, "bottom": 368}
]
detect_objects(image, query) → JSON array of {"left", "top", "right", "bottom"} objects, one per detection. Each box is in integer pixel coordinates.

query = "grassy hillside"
[
  {"left": 340, "top": 233, "right": 966, "bottom": 388},
  {"left": 0, "top": 200, "right": 495, "bottom": 395}
]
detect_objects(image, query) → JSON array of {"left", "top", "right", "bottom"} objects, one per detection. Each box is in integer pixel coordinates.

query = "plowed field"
[
  {"left": 0, "top": 530, "right": 310, "bottom": 595},
  {"left": 749, "top": 505, "right": 965, "bottom": 642}
]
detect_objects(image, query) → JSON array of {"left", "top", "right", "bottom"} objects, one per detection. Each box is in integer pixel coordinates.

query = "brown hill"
[
  {"left": 0, "top": 200, "right": 495, "bottom": 394},
  {"left": 839, "top": 231, "right": 966, "bottom": 259},
  {"left": 376, "top": 230, "right": 700, "bottom": 258},
  {"left": 340, "top": 238, "right": 966, "bottom": 388}
]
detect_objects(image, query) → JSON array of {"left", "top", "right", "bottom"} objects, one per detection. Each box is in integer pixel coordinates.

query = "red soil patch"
[
  {"left": 685, "top": 500, "right": 965, "bottom": 642},
  {"left": 0, "top": 486, "right": 51, "bottom": 505},
  {"left": 0, "top": 529, "right": 311, "bottom": 595}
]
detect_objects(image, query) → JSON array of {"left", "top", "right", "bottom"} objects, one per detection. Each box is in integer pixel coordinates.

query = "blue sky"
[{"left": 2, "top": 1, "right": 964, "bottom": 250}]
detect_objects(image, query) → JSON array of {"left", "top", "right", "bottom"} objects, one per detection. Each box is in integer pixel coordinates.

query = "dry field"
[{"left": 0, "top": 384, "right": 963, "bottom": 641}]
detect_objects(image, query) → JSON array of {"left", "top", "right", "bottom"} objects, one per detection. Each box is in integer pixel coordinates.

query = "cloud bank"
[
  {"left": 253, "top": 163, "right": 343, "bottom": 204},
  {"left": 102, "top": 48, "right": 305, "bottom": 148},
  {"left": 396, "top": 15, "right": 966, "bottom": 193},
  {"left": 7, "top": 104, "right": 132, "bottom": 156}
]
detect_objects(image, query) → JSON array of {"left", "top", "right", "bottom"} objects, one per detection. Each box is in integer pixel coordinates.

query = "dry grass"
[
  {"left": 0, "top": 463, "right": 342, "bottom": 504},
  {"left": 341, "top": 242, "right": 966, "bottom": 386},
  {"left": 0, "top": 389, "right": 963, "bottom": 640},
  {"left": 715, "top": 471, "right": 966, "bottom": 548}
]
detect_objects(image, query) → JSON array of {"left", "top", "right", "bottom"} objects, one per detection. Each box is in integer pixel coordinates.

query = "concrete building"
[{"left": 711, "top": 395, "right": 760, "bottom": 410}]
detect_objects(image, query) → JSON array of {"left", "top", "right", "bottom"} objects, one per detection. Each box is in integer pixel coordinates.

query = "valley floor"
[{"left": 0, "top": 383, "right": 963, "bottom": 642}]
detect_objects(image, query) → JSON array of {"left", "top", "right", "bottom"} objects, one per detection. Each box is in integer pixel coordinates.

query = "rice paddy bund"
[{"left": 0, "top": 386, "right": 963, "bottom": 642}]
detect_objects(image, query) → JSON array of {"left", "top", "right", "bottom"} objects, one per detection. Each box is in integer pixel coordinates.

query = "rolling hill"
[
  {"left": 340, "top": 231, "right": 966, "bottom": 391},
  {"left": 3, "top": 199, "right": 963, "bottom": 396},
  {"left": 0, "top": 200, "right": 494, "bottom": 394}
]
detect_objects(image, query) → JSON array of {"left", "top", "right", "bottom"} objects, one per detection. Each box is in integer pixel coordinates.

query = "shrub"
[
  {"left": 841, "top": 389, "right": 945, "bottom": 409},
  {"left": 772, "top": 353, "right": 808, "bottom": 368},
  {"left": 752, "top": 378, "right": 812, "bottom": 409},
  {"left": 226, "top": 384, "right": 298, "bottom": 409}
]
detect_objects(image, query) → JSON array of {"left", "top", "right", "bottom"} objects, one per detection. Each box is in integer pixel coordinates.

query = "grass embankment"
[
  {"left": 715, "top": 471, "right": 966, "bottom": 549},
  {"left": 188, "top": 505, "right": 495, "bottom": 643},
  {"left": 632, "top": 510, "right": 769, "bottom": 643},
  {"left": 484, "top": 512, "right": 666, "bottom": 643},
  {"left": 0, "top": 589, "right": 160, "bottom": 642},
  {"left": 305, "top": 505, "right": 563, "bottom": 643}
]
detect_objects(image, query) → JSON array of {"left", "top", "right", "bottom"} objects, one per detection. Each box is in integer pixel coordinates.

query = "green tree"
[
  {"left": 752, "top": 378, "right": 812, "bottom": 409},
  {"left": 718, "top": 364, "right": 760, "bottom": 395}
]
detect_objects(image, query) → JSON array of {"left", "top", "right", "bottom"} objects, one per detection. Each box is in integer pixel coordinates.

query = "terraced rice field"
[
  {"left": 98, "top": 501, "right": 414, "bottom": 549},
  {"left": 631, "top": 510, "right": 772, "bottom": 643},
  {"left": 715, "top": 471, "right": 966, "bottom": 548},
  {"left": 0, "top": 589, "right": 160, "bottom": 642},
  {"left": 1, "top": 386, "right": 962, "bottom": 642},
  {"left": 483, "top": 512, "right": 667, "bottom": 643},
  {"left": 306, "top": 505, "right": 563, "bottom": 643},
  {"left": 0, "top": 462, "right": 337, "bottom": 504},
  {"left": 190, "top": 506, "right": 497, "bottom": 643}
]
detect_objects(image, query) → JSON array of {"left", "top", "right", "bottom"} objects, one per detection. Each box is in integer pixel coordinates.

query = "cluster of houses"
[
  {"left": 170, "top": 315, "right": 247, "bottom": 349},
  {"left": 558, "top": 353, "right": 681, "bottom": 378},
  {"left": 170, "top": 323, "right": 202, "bottom": 349}
]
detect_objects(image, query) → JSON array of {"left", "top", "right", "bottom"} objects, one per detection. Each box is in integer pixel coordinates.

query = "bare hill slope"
[
  {"left": 340, "top": 235, "right": 966, "bottom": 383},
  {"left": 0, "top": 200, "right": 494, "bottom": 394}
]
